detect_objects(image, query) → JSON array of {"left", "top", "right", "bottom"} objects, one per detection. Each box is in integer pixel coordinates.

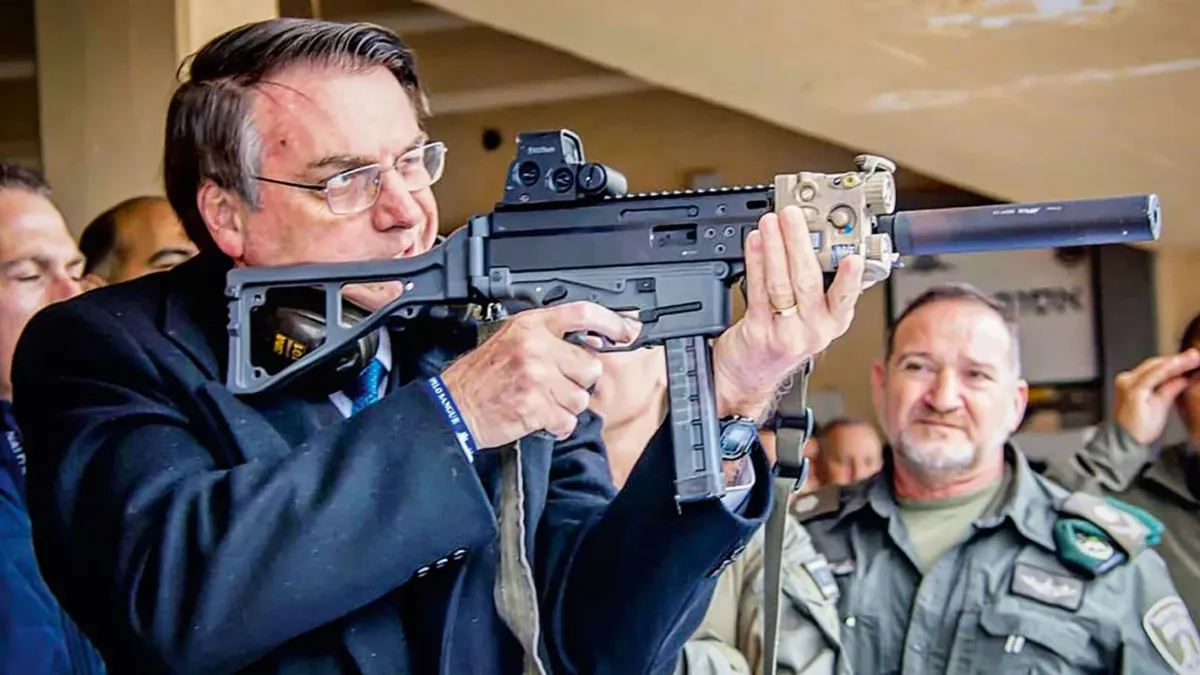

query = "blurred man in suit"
[{"left": 0, "top": 162, "right": 105, "bottom": 673}]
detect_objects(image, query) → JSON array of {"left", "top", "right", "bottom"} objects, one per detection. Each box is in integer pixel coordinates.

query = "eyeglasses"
[{"left": 254, "top": 141, "right": 447, "bottom": 215}]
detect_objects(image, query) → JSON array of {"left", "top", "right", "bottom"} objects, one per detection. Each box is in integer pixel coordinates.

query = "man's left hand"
[{"left": 713, "top": 205, "right": 866, "bottom": 420}]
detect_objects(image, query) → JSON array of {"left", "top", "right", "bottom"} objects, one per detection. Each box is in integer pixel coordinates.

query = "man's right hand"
[
  {"left": 440, "top": 301, "right": 642, "bottom": 449},
  {"left": 1113, "top": 349, "right": 1200, "bottom": 445}
]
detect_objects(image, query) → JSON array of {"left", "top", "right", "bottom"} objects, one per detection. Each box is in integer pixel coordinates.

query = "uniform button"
[
  {"left": 911, "top": 644, "right": 924, "bottom": 654},
  {"left": 435, "top": 558, "right": 448, "bottom": 569},
  {"left": 844, "top": 616, "right": 856, "bottom": 628},
  {"left": 416, "top": 565, "right": 431, "bottom": 578},
  {"left": 452, "top": 548, "right": 467, "bottom": 560}
]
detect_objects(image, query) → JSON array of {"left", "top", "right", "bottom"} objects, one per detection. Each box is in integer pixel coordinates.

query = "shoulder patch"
[
  {"left": 1052, "top": 518, "right": 1126, "bottom": 578},
  {"left": 1143, "top": 595, "right": 1200, "bottom": 674},
  {"left": 1060, "top": 491, "right": 1162, "bottom": 558},
  {"left": 790, "top": 485, "right": 841, "bottom": 521}
]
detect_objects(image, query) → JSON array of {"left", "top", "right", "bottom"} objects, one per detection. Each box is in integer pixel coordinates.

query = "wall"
[
  {"left": 424, "top": 88, "right": 940, "bottom": 422},
  {"left": 1156, "top": 250, "right": 1200, "bottom": 355}
]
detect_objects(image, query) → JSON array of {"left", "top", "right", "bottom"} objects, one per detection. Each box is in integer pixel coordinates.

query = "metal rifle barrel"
[{"left": 878, "top": 194, "right": 1161, "bottom": 256}]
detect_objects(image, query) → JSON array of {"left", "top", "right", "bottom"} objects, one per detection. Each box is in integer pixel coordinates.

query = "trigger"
[{"left": 566, "top": 330, "right": 617, "bottom": 350}]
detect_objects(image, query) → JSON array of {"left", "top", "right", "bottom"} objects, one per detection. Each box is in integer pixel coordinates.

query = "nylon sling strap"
[
  {"left": 473, "top": 304, "right": 548, "bottom": 675},
  {"left": 761, "top": 358, "right": 815, "bottom": 675}
]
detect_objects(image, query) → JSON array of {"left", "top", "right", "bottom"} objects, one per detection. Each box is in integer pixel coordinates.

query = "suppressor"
[{"left": 879, "top": 194, "right": 1161, "bottom": 256}]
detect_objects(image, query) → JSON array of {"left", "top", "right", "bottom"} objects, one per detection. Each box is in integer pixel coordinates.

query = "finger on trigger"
[{"left": 546, "top": 301, "right": 639, "bottom": 345}]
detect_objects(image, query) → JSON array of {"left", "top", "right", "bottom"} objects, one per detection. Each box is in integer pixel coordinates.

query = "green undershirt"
[{"left": 897, "top": 470, "right": 1011, "bottom": 573}]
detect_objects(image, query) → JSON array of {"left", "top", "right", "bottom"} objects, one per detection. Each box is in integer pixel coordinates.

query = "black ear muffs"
[{"left": 250, "top": 286, "right": 380, "bottom": 395}]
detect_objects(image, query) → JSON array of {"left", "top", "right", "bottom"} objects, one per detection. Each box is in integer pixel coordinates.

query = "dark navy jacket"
[
  {"left": 0, "top": 402, "right": 106, "bottom": 674},
  {"left": 11, "top": 253, "right": 771, "bottom": 674}
]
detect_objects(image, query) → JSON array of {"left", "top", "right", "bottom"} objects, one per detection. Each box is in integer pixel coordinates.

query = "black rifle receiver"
[{"left": 224, "top": 129, "right": 1161, "bottom": 506}]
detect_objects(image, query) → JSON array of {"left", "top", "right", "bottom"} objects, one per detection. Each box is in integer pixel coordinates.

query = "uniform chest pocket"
[{"left": 963, "top": 603, "right": 1105, "bottom": 675}]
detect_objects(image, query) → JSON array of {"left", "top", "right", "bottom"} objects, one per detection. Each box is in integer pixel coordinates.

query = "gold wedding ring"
[{"left": 772, "top": 303, "right": 798, "bottom": 317}]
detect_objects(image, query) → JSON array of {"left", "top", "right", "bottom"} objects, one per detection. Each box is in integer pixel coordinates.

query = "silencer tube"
[{"left": 881, "top": 194, "right": 1160, "bottom": 256}]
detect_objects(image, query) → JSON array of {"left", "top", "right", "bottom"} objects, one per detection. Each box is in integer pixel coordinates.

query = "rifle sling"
[{"left": 762, "top": 359, "right": 814, "bottom": 675}]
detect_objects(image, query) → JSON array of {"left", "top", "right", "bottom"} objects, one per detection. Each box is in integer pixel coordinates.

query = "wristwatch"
[{"left": 719, "top": 415, "right": 760, "bottom": 461}]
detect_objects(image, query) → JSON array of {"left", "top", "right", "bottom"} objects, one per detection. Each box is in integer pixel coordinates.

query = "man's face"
[
  {"left": 0, "top": 188, "right": 84, "bottom": 396},
  {"left": 110, "top": 200, "right": 197, "bottom": 283},
  {"left": 817, "top": 423, "right": 883, "bottom": 486},
  {"left": 205, "top": 64, "right": 439, "bottom": 307},
  {"left": 872, "top": 299, "right": 1027, "bottom": 475}
]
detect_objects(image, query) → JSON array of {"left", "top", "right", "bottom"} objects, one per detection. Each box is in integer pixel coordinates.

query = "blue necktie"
[{"left": 348, "top": 358, "right": 387, "bottom": 414}]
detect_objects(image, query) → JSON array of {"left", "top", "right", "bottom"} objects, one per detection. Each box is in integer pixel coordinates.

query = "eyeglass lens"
[{"left": 326, "top": 143, "right": 446, "bottom": 215}]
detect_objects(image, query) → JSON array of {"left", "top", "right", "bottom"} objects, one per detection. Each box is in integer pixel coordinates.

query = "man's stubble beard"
[
  {"left": 896, "top": 431, "right": 978, "bottom": 473},
  {"left": 892, "top": 413, "right": 1013, "bottom": 481}
]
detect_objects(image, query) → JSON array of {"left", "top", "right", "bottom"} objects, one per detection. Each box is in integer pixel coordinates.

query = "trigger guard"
[{"left": 564, "top": 330, "right": 650, "bottom": 353}]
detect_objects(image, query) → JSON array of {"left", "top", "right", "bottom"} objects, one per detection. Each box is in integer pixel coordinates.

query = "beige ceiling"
[{"left": 415, "top": 0, "right": 1200, "bottom": 248}]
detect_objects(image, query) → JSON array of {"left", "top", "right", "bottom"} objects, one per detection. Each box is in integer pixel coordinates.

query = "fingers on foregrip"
[
  {"left": 779, "top": 206, "right": 824, "bottom": 299},
  {"left": 760, "top": 214, "right": 798, "bottom": 311},
  {"left": 825, "top": 256, "right": 865, "bottom": 324},
  {"left": 742, "top": 231, "right": 770, "bottom": 315}
]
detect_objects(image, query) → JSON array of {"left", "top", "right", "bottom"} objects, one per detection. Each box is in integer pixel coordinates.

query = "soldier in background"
[
  {"left": 810, "top": 417, "right": 883, "bottom": 489},
  {"left": 1044, "top": 313, "right": 1200, "bottom": 618},
  {"left": 797, "top": 282, "right": 1195, "bottom": 674},
  {"left": 78, "top": 195, "right": 197, "bottom": 288}
]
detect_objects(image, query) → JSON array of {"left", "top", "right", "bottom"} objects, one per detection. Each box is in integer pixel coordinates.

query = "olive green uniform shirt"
[
  {"left": 898, "top": 473, "right": 1007, "bottom": 573},
  {"left": 679, "top": 512, "right": 849, "bottom": 675},
  {"left": 1045, "top": 420, "right": 1200, "bottom": 617},
  {"left": 795, "top": 446, "right": 1194, "bottom": 674}
]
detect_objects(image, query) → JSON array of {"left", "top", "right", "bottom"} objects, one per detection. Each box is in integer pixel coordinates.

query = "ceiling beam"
[
  {"left": 0, "top": 7, "right": 473, "bottom": 84},
  {"left": 342, "top": 8, "right": 473, "bottom": 35},
  {"left": 430, "top": 74, "right": 654, "bottom": 116},
  {"left": 1, "top": 8, "right": 651, "bottom": 121}
]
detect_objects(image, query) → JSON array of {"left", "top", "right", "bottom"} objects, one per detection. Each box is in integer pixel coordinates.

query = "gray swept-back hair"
[{"left": 163, "top": 18, "right": 429, "bottom": 253}]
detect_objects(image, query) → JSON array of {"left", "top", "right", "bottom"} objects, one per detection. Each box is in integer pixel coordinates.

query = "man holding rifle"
[{"left": 11, "top": 18, "right": 866, "bottom": 675}]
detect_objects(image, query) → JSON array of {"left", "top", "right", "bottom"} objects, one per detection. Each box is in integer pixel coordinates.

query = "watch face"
[{"left": 720, "top": 419, "right": 759, "bottom": 461}]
